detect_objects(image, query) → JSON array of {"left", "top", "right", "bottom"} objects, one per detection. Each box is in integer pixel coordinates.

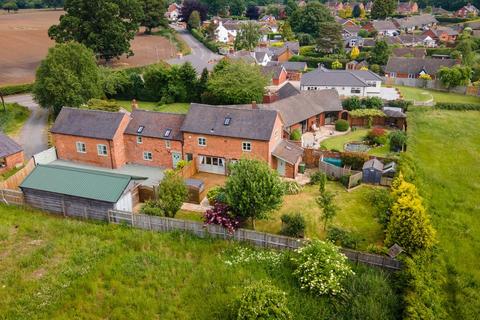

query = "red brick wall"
[
  {"left": 286, "top": 71, "right": 302, "bottom": 81},
  {"left": 277, "top": 50, "right": 293, "bottom": 62},
  {"left": 271, "top": 155, "right": 301, "bottom": 179},
  {"left": 124, "top": 134, "right": 183, "bottom": 168},
  {"left": 272, "top": 70, "right": 288, "bottom": 86},
  {"left": 0, "top": 151, "right": 24, "bottom": 174}
]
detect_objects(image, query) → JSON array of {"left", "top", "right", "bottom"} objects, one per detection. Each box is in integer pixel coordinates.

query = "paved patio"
[
  {"left": 378, "top": 87, "right": 400, "bottom": 100},
  {"left": 302, "top": 125, "right": 351, "bottom": 148}
]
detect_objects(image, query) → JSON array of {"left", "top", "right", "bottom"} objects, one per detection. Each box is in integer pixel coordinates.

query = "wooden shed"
[
  {"left": 20, "top": 165, "right": 145, "bottom": 214},
  {"left": 362, "top": 158, "right": 384, "bottom": 184}
]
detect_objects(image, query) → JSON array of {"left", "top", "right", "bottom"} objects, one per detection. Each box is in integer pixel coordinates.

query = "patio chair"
[{"left": 311, "top": 123, "right": 320, "bottom": 132}]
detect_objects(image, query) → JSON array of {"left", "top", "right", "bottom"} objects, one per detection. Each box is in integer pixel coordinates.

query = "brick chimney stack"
[{"left": 131, "top": 99, "right": 138, "bottom": 110}]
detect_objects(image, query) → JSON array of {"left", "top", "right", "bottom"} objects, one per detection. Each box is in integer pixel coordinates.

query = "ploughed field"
[{"left": 0, "top": 10, "right": 177, "bottom": 86}]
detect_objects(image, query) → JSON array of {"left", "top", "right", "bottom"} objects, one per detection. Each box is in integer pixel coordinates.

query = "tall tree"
[
  {"left": 196, "top": 68, "right": 209, "bottom": 101},
  {"left": 229, "top": 0, "right": 245, "bottom": 16},
  {"left": 316, "top": 22, "right": 343, "bottom": 54},
  {"left": 234, "top": 21, "right": 261, "bottom": 51},
  {"left": 33, "top": 42, "right": 102, "bottom": 116},
  {"left": 246, "top": 4, "right": 260, "bottom": 20},
  {"left": 180, "top": 0, "right": 207, "bottom": 22},
  {"left": 289, "top": 2, "right": 333, "bottom": 38},
  {"left": 203, "top": 61, "right": 268, "bottom": 105},
  {"left": 140, "top": 0, "right": 166, "bottom": 34},
  {"left": 368, "top": 40, "right": 390, "bottom": 65},
  {"left": 280, "top": 21, "right": 295, "bottom": 41},
  {"left": 316, "top": 190, "right": 338, "bottom": 231},
  {"left": 284, "top": 0, "right": 298, "bottom": 17},
  {"left": 2, "top": 1, "right": 18, "bottom": 12},
  {"left": 48, "top": 0, "right": 142, "bottom": 61},
  {"left": 352, "top": 3, "right": 361, "bottom": 18},
  {"left": 371, "top": 0, "right": 396, "bottom": 19},
  {"left": 44, "top": 0, "right": 65, "bottom": 9},
  {"left": 224, "top": 159, "right": 284, "bottom": 229},
  {"left": 188, "top": 10, "right": 201, "bottom": 29},
  {"left": 438, "top": 66, "right": 472, "bottom": 88}
]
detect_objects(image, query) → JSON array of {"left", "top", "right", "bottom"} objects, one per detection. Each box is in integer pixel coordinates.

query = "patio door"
[
  {"left": 277, "top": 159, "right": 286, "bottom": 176},
  {"left": 172, "top": 152, "right": 182, "bottom": 168},
  {"left": 198, "top": 155, "right": 226, "bottom": 175}
]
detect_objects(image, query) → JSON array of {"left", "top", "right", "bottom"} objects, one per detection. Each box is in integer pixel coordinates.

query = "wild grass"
[
  {"left": 116, "top": 100, "right": 190, "bottom": 113},
  {"left": 406, "top": 107, "right": 480, "bottom": 318},
  {"left": 0, "top": 103, "right": 30, "bottom": 135},
  {"left": 395, "top": 85, "right": 480, "bottom": 105},
  {"left": 0, "top": 204, "right": 401, "bottom": 319}
]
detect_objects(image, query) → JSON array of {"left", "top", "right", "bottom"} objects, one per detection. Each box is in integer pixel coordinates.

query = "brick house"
[
  {"left": 422, "top": 27, "right": 458, "bottom": 44},
  {"left": 456, "top": 4, "right": 479, "bottom": 18},
  {"left": 181, "top": 103, "right": 302, "bottom": 178},
  {"left": 262, "top": 65, "right": 288, "bottom": 86},
  {"left": 124, "top": 109, "right": 185, "bottom": 168},
  {"left": 396, "top": 1, "right": 418, "bottom": 15},
  {"left": 384, "top": 57, "right": 458, "bottom": 79},
  {"left": 0, "top": 133, "right": 24, "bottom": 174},
  {"left": 51, "top": 108, "right": 130, "bottom": 169}
]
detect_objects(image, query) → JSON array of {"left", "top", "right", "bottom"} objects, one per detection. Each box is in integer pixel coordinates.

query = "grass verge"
[
  {"left": 0, "top": 103, "right": 31, "bottom": 135},
  {"left": 395, "top": 85, "right": 480, "bottom": 105}
]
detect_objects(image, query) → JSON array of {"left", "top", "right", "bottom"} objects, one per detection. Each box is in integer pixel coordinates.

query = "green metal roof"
[{"left": 20, "top": 165, "right": 146, "bottom": 203}]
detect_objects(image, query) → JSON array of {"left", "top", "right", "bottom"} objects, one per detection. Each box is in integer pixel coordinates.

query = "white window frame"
[
  {"left": 165, "top": 140, "right": 171, "bottom": 149},
  {"left": 76, "top": 142, "right": 86, "bottom": 153},
  {"left": 242, "top": 141, "right": 252, "bottom": 152},
  {"left": 198, "top": 137, "right": 207, "bottom": 146},
  {"left": 97, "top": 144, "right": 108, "bottom": 156},
  {"left": 137, "top": 136, "right": 143, "bottom": 144},
  {"left": 143, "top": 151, "right": 153, "bottom": 161},
  {"left": 389, "top": 72, "right": 397, "bottom": 78}
]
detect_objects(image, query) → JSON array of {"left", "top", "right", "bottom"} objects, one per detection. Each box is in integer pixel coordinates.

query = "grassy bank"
[
  {"left": 116, "top": 100, "right": 190, "bottom": 113},
  {"left": 395, "top": 85, "right": 480, "bottom": 105},
  {"left": 406, "top": 107, "right": 480, "bottom": 318},
  {"left": 0, "top": 103, "right": 30, "bottom": 135},
  {"left": 0, "top": 205, "right": 401, "bottom": 319},
  {"left": 153, "top": 28, "right": 191, "bottom": 56}
]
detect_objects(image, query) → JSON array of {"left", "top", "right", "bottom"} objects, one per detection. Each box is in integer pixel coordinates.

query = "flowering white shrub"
[
  {"left": 292, "top": 240, "right": 354, "bottom": 296},
  {"left": 223, "top": 246, "right": 284, "bottom": 268}
]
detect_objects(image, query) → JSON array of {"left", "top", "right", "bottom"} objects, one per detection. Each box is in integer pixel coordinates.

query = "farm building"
[
  {"left": 20, "top": 165, "right": 145, "bottom": 214},
  {"left": 0, "top": 133, "right": 24, "bottom": 174},
  {"left": 362, "top": 158, "right": 384, "bottom": 184}
]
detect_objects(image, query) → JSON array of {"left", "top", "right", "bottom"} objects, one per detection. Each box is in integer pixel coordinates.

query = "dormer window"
[{"left": 164, "top": 129, "right": 172, "bottom": 137}]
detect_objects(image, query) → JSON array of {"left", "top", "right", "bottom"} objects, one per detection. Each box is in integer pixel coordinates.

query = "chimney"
[
  {"left": 252, "top": 101, "right": 257, "bottom": 109},
  {"left": 131, "top": 99, "right": 138, "bottom": 110}
]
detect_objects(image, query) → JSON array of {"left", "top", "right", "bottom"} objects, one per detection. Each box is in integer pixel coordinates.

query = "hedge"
[
  {"left": 190, "top": 29, "right": 219, "bottom": 53},
  {"left": 436, "top": 16, "right": 470, "bottom": 23},
  {"left": 289, "top": 55, "right": 350, "bottom": 69},
  {"left": 0, "top": 83, "right": 34, "bottom": 96},
  {"left": 435, "top": 102, "right": 480, "bottom": 110},
  {"left": 426, "top": 48, "right": 453, "bottom": 56}
]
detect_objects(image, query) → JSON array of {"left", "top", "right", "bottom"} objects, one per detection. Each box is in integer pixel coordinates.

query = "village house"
[
  {"left": 455, "top": 3, "right": 479, "bottom": 18},
  {"left": 362, "top": 20, "right": 399, "bottom": 36},
  {"left": 300, "top": 68, "right": 383, "bottom": 97},
  {"left": 342, "top": 24, "right": 362, "bottom": 38},
  {"left": 51, "top": 108, "right": 130, "bottom": 169},
  {"left": 397, "top": 34, "right": 436, "bottom": 47},
  {"left": 165, "top": 3, "right": 181, "bottom": 22},
  {"left": 344, "top": 35, "right": 364, "bottom": 48},
  {"left": 215, "top": 21, "right": 240, "bottom": 43},
  {"left": 393, "top": 14, "right": 437, "bottom": 33},
  {"left": 0, "top": 133, "right": 24, "bottom": 174},
  {"left": 384, "top": 57, "right": 458, "bottom": 79},
  {"left": 422, "top": 27, "right": 459, "bottom": 44},
  {"left": 262, "top": 65, "right": 288, "bottom": 86},
  {"left": 266, "top": 61, "right": 307, "bottom": 81},
  {"left": 396, "top": 1, "right": 418, "bottom": 15},
  {"left": 346, "top": 60, "right": 369, "bottom": 70}
]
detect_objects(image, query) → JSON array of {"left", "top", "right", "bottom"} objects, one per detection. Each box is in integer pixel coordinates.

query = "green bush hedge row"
[
  {"left": 436, "top": 16, "right": 470, "bottom": 23},
  {"left": 0, "top": 83, "right": 34, "bottom": 96},
  {"left": 435, "top": 102, "right": 480, "bottom": 110},
  {"left": 190, "top": 29, "right": 219, "bottom": 53}
]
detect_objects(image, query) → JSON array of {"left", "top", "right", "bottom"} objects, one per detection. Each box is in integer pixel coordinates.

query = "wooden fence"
[
  {"left": 176, "top": 160, "right": 197, "bottom": 179},
  {"left": 0, "top": 188, "right": 402, "bottom": 271},
  {"left": 348, "top": 171, "right": 363, "bottom": 189},
  {"left": 0, "top": 159, "right": 35, "bottom": 190},
  {"left": 380, "top": 176, "right": 393, "bottom": 186},
  {"left": 319, "top": 160, "right": 359, "bottom": 179}
]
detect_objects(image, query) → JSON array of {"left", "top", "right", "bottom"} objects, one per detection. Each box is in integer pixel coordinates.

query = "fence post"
[
  {"left": 107, "top": 210, "right": 111, "bottom": 223},
  {"left": 83, "top": 207, "right": 87, "bottom": 220},
  {"left": 61, "top": 199, "right": 66, "bottom": 217}
]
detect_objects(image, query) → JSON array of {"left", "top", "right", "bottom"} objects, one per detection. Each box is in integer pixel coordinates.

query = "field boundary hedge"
[
  {"left": 435, "top": 102, "right": 480, "bottom": 110},
  {"left": 0, "top": 83, "right": 34, "bottom": 96}
]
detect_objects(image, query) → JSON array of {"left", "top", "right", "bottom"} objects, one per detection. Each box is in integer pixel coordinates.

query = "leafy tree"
[
  {"left": 368, "top": 40, "right": 390, "bottom": 65},
  {"left": 289, "top": 2, "right": 333, "bottom": 38},
  {"left": 234, "top": 21, "right": 261, "bottom": 51},
  {"left": 33, "top": 42, "right": 102, "bottom": 116},
  {"left": 224, "top": 158, "right": 284, "bottom": 229},
  {"left": 316, "top": 22, "right": 343, "bottom": 54},
  {"left": 44, "top": 0, "right": 64, "bottom": 9},
  {"left": 358, "top": 29, "right": 369, "bottom": 38},
  {"left": 371, "top": 0, "right": 396, "bottom": 19},
  {"left": 143, "top": 63, "right": 171, "bottom": 101},
  {"left": 456, "top": 34, "right": 476, "bottom": 66},
  {"left": 438, "top": 65, "right": 472, "bottom": 89},
  {"left": 389, "top": 130, "right": 407, "bottom": 151},
  {"left": 180, "top": 0, "right": 207, "bottom": 22},
  {"left": 280, "top": 21, "right": 295, "bottom": 41},
  {"left": 188, "top": 10, "right": 201, "bottom": 29},
  {"left": 176, "top": 62, "right": 198, "bottom": 102},
  {"left": 265, "top": 4, "right": 281, "bottom": 18},
  {"left": 246, "top": 3, "right": 260, "bottom": 20},
  {"left": 342, "top": 96, "right": 362, "bottom": 110},
  {"left": 140, "top": 0, "right": 166, "bottom": 34},
  {"left": 203, "top": 61, "right": 268, "bottom": 105},
  {"left": 316, "top": 190, "right": 338, "bottom": 230},
  {"left": 350, "top": 46, "right": 360, "bottom": 59},
  {"left": 2, "top": 1, "right": 18, "bottom": 12},
  {"left": 48, "top": 0, "right": 142, "bottom": 61},
  {"left": 196, "top": 67, "right": 209, "bottom": 101},
  {"left": 352, "top": 3, "right": 361, "bottom": 17},
  {"left": 236, "top": 281, "right": 292, "bottom": 320},
  {"left": 385, "top": 173, "right": 436, "bottom": 253},
  {"left": 156, "top": 170, "right": 188, "bottom": 218},
  {"left": 229, "top": 0, "right": 245, "bottom": 16},
  {"left": 284, "top": 0, "right": 297, "bottom": 17},
  {"left": 331, "top": 59, "right": 343, "bottom": 70}
]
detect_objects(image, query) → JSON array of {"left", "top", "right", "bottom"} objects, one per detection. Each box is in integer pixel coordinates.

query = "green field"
[
  {"left": 0, "top": 103, "right": 30, "bottom": 135},
  {"left": 395, "top": 85, "right": 480, "bottom": 105},
  {"left": 0, "top": 205, "right": 401, "bottom": 319},
  {"left": 406, "top": 107, "right": 480, "bottom": 318},
  {"left": 116, "top": 100, "right": 190, "bottom": 113}
]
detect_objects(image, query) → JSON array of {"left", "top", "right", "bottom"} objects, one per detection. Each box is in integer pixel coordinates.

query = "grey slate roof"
[
  {"left": 124, "top": 109, "right": 185, "bottom": 141},
  {"left": 262, "top": 89, "right": 342, "bottom": 127},
  {"left": 363, "top": 158, "right": 384, "bottom": 171},
  {"left": 301, "top": 68, "right": 381, "bottom": 87},
  {"left": 276, "top": 82, "right": 300, "bottom": 100},
  {"left": 372, "top": 20, "right": 398, "bottom": 31},
  {"left": 385, "top": 57, "right": 458, "bottom": 75},
  {"left": 51, "top": 107, "right": 126, "bottom": 140},
  {"left": 272, "top": 140, "right": 303, "bottom": 164},
  {"left": 262, "top": 65, "right": 285, "bottom": 80},
  {"left": 281, "top": 61, "right": 307, "bottom": 71},
  {"left": 383, "top": 107, "right": 406, "bottom": 118},
  {"left": 394, "top": 14, "right": 437, "bottom": 28},
  {"left": 181, "top": 104, "right": 278, "bottom": 141},
  {"left": 0, "top": 133, "right": 23, "bottom": 158},
  {"left": 392, "top": 47, "right": 427, "bottom": 58}
]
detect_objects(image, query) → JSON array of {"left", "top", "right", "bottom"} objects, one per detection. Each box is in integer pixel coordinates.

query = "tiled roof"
[
  {"left": 385, "top": 57, "right": 458, "bottom": 75},
  {"left": 272, "top": 140, "right": 303, "bottom": 165},
  {"left": 0, "top": 133, "right": 22, "bottom": 158},
  {"left": 124, "top": 109, "right": 185, "bottom": 141}
]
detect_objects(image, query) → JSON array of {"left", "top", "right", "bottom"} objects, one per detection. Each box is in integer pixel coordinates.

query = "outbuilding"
[
  {"left": 362, "top": 158, "right": 384, "bottom": 184},
  {"left": 20, "top": 165, "right": 145, "bottom": 215},
  {"left": 0, "top": 133, "right": 24, "bottom": 174}
]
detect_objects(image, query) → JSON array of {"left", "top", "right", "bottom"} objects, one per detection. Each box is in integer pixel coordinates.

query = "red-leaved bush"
[
  {"left": 204, "top": 202, "right": 240, "bottom": 235},
  {"left": 366, "top": 128, "right": 387, "bottom": 145}
]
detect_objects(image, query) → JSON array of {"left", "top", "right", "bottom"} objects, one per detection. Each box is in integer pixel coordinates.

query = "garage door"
[{"left": 198, "top": 156, "right": 226, "bottom": 175}]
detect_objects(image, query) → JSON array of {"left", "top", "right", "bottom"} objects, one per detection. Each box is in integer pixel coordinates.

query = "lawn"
[
  {"left": 320, "top": 128, "right": 396, "bottom": 157},
  {"left": 0, "top": 103, "right": 30, "bottom": 135},
  {"left": 395, "top": 85, "right": 480, "bottom": 105},
  {"left": 0, "top": 204, "right": 401, "bottom": 319},
  {"left": 406, "top": 107, "right": 480, "bottom": 318},
  {"left": 116, "top": 100, "right": 190, "bottom": 114}
]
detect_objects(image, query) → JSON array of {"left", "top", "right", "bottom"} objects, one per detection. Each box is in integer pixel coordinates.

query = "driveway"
[
  {"left": 4, "top": 94, "right": 48, "bottom": 158},
  {"left": 167, "top": 27, "right": 222, "bottom": 73}
]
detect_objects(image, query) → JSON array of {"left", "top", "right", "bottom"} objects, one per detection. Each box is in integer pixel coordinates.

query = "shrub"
[
  {"left": 280, "top": 213, "right": 306, "bottom": 237},
  {"left": 203, "top": 202, "right": 240, "bottom": 234},
  {"left": 362, "top": 96, "right": 383, "bottom": 109},
  {"left": 140, "top": 200, "right": 164, "bottom": 216},
  {"left": 292, "top": 240, "right": 354, "bottom": 296},
  {"left": 190, "top": 28, "right": 219, "bottom": 53},
  {"left": 339, "top": 174, "right": 350, "bottom": 188},
  {"left": 83, "top": 98, "right": 121, "bottom": 112},
  {"left": 327, "top": 226, "right": 360, "bottom": 249},
  {"left": 175, "top": 159, "right": 188, "bottom": 169},
  {"left": 335, "top": 119, "right": 349, "bottom": 132},
  {"left": 367, "top": 188, "right": 393, "bottom": 228},
  {"left": 389, "top": 130, "right": 407, "bottom": 151},
  {"left": 340, "top": 152, "right": 369, "bottom": 170},
  {"left": 206, "top": 186, "right": 226, "bottom": 205},
  {"left": 366, "top": 128, "right": 387, "bottom": 145},
  {"left": 434, "top": 102, "right": 480, "bottom": 111},
  {"left": 156, "top": 170, "right": 188, "bottom": 218},
  {"left": 282, "top": 180, "right": 302, "bottom": 195},
  {"left": 235, "top": 281, "right": 292, "bottom": 320},
  {"left": 342, "top": 96, "right": 362, "bottom": 110},
  {"left": 310, "top": 171, "right": 326, "bottom": 185},
  {"left": 289, "top": 128, "right": 302, "bottom": 141}
]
